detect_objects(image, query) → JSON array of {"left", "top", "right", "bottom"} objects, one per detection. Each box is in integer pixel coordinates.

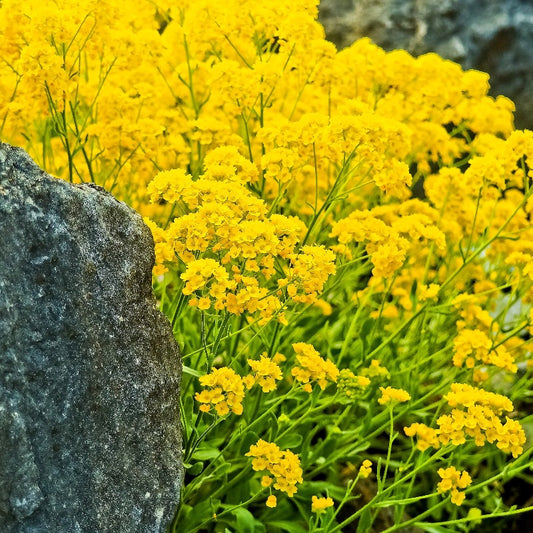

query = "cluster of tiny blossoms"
[
  {"left": 195, "top": 367, "right": 245, "bottom": 416},
  {"left": 438, "top": 384, "right": 526, "bottom": 456},
  {"left": 247, "top": 439, "right": 303, "bottom": 501},
  {"left": 437, "top": 467, "right": 472, "bottom": 506},
  {"left": 359, "top": 459, "right": 373, "bottom": 479},
  {"left": 146, "top": 161, "right": 336, "bottom": 325},
  {"left": 405, "top": 384, "right": 526, "bottom": 457},
  {"left": 245, "top": 353, "right": 284, "bottom": 393},
  {"left": 291, "top": 342, "right": 340, "bottom": 392},
  {"left": 311, "top": 495, "right": 334, "bottom": 513},
  {"left": 196, "top": 352, "right": 286, "bottom": 415},
  {"left": 451, "top": 294, "right": 518, "bottom": 375},
  {"left": 378, "top": 386, "right": 411, "bottom": 406}
]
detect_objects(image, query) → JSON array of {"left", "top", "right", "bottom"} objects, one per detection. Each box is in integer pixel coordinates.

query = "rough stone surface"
[
  {"left": 318, "top": 0, "right": 533, "bottom": 129},
  {"left": 0, "top": 143, "right": 182, "bottom": 532}
]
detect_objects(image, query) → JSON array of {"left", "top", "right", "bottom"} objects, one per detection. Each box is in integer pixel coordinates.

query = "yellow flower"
[
  {"left": 197, "top": 297, "right": 211, "bottom": 310},
  {"left": 437, "top": 466, "right": 472, "bottom": 506},
  {"left": 369, "top": 236, "right": 408, "bottom": 278},
  {"left": 247, "top": 353, "right": 283, "bottom": 393},
  {"left": 3, "top": 1, "right": 530, "bottom": 519},
  {"left": 261, "top": 476, "right": 273, "bottom": 487},
  {"left": 144, "top": 218, "right": 175, "bottom": 276},
  {"left": 359, "top": 459, "right": 372, "bottom": 478},
  {"left": 311, "top": 495, "right": 334, "bottom": 513},
  {"left": 286, "top": 246, "right": 337, "bottom": 305},
  {"left": 404, "top": 423, "right": 440, "bottom": 452},
  {"left": 181, "top": 258, "right": 230, "bottom": 296},
  {"left": 195, "top": 367, "right": 245, "bottom": 416},
  {"left": 419, "top": 283, "right": 440, "bottom": 301},
  {"left": 437, "top": 384, "right": 525, "bottom": 457},
  {"left": 266, "top": 495, "right": 277, "bottom": 508},
  {"left": 247, "top": 439, "right": 303, "bottom": 497},
  {"left": 203, "top": 145, "right": 258, "bottom": 184},
  {"left": 147, "top": 169, "right": 193, "bottom": 204},
  {"left": 272, "top": 352, "right": 286, "bottom": 364},
  {"left": 450, "top": 489, "right": 466, "bottom": 506},
  {"left": 291, "top": 343, "right": 339, "bottom": 391},
  {"left": 313, "top": 299, "right": 333, "bottom": 316},
  {"left": 453, "top": 329, "right": 516, "bottom": 372},
  {"left": 378, "top": 387, "right": 411, "bottom": 405}
]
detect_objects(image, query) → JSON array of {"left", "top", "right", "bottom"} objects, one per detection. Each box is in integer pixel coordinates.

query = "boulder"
[
  {"left": 319, "top": 0, "right": 533, "bottom": 129},
  {"left": 0, "top": 143, "right": 182, "bottom": 532}
]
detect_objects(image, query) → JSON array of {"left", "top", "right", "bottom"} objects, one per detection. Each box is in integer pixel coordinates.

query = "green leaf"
[
  {"left": 173, "top": 503, "right": 192, "bottom": 532},
  {"left": 183, "top": 365, "right": 201, "bottom": 377},
  {"left": 277, "top": 433, "right": 303, "bottom": 450},
  {"left": 360, "top": 317, "right": 374, "bottom": 354},
  {"left": 356, "top": 508, "right": 373, "bottom": 533},
  {"left": 360, "top": 317, "right": 374, "bottom": 340},
  {"left": 233, "top": 507, "right": 257, "bottom": 533},
  {"left": 185, "top": 461, "right": 203, "bottom": 475},
  {"left": 266, "top": 521, "right": 307, "bottom": 533},
  {"left": 181, "top": 394, "right": 196, "bottom": 443},
  {"left": 178, "top": 498, "right": 220, "bottom": 531},
  {"left": 193, "top": 446, "right": 221, "bottom": 461},
  {"left": 410, "top": 279, "right": 418, "bottom": 300},
  {"left": 240, "top": 431, "right": 260, "bottom": 455}
]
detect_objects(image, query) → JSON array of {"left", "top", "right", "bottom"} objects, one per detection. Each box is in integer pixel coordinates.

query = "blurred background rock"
[{"left": 319, "top": 0, "right": 533, "bottom": 129}]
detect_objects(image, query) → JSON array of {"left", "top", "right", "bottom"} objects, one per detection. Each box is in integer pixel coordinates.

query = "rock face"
[
  {"left": 0, "top": 143, "right": 182, "bottom": 532},
  {"left": 319, "top": 0, "right": 533, "bottom": 129}
]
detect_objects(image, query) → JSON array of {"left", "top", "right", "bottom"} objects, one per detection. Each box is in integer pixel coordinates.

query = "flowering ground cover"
[{"left": 1, "top": 1, "right": 533, "bottom": 531}]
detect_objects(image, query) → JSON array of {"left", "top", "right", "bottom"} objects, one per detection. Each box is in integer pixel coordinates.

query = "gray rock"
[
  {"left": 319, "top": 0, "right": 533, "bottom": 129},
  {"left": 0, "top": 143, "right": 182, "bottom": 532}
]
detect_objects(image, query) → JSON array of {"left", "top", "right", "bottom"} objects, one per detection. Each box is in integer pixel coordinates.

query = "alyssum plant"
[{"left": 1, "top": 1, "right": 532, "bottom": 531}]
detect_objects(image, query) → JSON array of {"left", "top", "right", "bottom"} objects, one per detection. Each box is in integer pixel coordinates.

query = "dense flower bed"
[{"left": 1, "top": 1, "right": 532, "bottom": 531}]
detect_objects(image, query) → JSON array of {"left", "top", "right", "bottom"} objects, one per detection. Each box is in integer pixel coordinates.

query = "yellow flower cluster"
[
  {"left": 291, "top": 343, "right": 339, "bottom": 392},
  {"left": 359, "top": 459, "right": 373, "bottom": 479},
  {"left": 0, "top": 0, "right": 517, "bottom": 239},
  {"left": 453, "top": 328, "right": 517, "bottom": 372},
  {"left": 378, "top": 387, "right": 411, "bottom": 406},
  {"left": 311, "top": 495, "right": 334, "bottom": 513},
  {"left": 438, "top": 384, "right": 526, "bottom": 457},
  {"left": 418, "top": 283, "right": 440, "bottom": 301},
  {"left": 147, "top": 159, "right": 338, "bottom": 323},
  {"left": 284, "top": 246, "right": 337, "bottom": 304},
  {"left": 266, "top": 495, "right": 277, "bottom": 508},
  {"left": 423, "top": 128, "right": 533, "bottom": 298},
  {"left": 452, "top": 295, "right": 517, "bottom": 373},
  {"left": 330, "top": 203, "right": 446, "bottom": 278},
  {"left": 247, "top": 439, "right": 303, "bottom": 498},
  {"left": 195, "top": 367, "right": 245, "bottom": 416},
  {"left": 4, "top": 1, "right": 530, "bottom": 369},
  {"left": 404, "top": 423, "right": 441, "bottom": 452},
  {"left": 437, "top": 466, "right": 472, "bottom": 506},
  {"left": 245, "top": 353, "right": 284, "bottom": 393},
  {"left": 406, "top": 384, "right": 526, "bottom": 458},
  {"left": 181, "top": 258, "right": 230, "bottom": 297}
]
